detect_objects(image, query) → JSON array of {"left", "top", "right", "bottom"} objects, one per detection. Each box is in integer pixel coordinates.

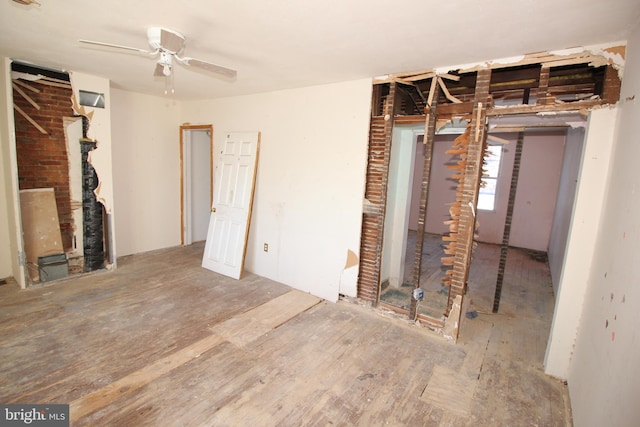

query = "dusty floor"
[{"left": 0, "top": 242, "right": 571, "bottom": 426}]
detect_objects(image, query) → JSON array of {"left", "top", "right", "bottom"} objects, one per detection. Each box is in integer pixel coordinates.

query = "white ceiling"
[{"left": 1, "top": 0, "right": 638, "bottom": 101}]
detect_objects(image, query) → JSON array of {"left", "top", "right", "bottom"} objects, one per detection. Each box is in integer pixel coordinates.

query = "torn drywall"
[
  {"left": 429, "top": 41, "right": 626, "bottom": 78},
  {"left": 339, "top": 249, "right": 359, "bottom": 297},
  {"left": 69, "top": 72, "right": 113, "bottom": 214},
  {"left": 442, "top": 294, "right": 462, "bottom": 341}
]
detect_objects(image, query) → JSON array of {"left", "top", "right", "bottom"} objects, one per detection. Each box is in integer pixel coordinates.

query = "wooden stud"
[
  {"left": 14, "top": 104, "right": 47, "bottom": 134},
  {"left": 439, "top": 73, "right": 461, "bottom": 82},
  {"left": 438, "top": 77, "right": 463, "bottom": 104},
  {"left": 437, "top": 101, "right": 474, "bottom": 115},
  {"left": 35, "top": 79, "right": 72, "bottom": 89},
  {"left": 443, "top": 68, "right": 491, "bottom": 323},
  {"left": 12, "top": 82, "right": 41, "bottom": 110},
  {"left": 13, "top": 79, "right": 40, "bottom": 93},
  {"left": 409, "top": 81, "right": 440, "bottom": 320}
]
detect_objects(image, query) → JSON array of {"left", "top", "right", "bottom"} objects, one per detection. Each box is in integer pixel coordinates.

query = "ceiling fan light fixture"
[
  {"left": 78, "top": 26, "right": 237, "bottom": 95},
  {"left": 157, "top": 51, "right": 173, "bottom": 76},
  {"left": 164, "top": 70, "right": 175, "bottom": 95}
]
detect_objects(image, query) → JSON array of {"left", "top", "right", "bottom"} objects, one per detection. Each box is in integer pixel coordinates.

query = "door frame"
[
  {"left": 2, "top": 58, "right": 26, "bottom": 288},
  {"left": 180, "top": 124, "right": 213, "bottom": 246}
]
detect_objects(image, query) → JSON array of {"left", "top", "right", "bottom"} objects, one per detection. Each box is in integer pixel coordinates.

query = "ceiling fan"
[{"left": 79, "top": 27, "right": 237, "bottom": 85}]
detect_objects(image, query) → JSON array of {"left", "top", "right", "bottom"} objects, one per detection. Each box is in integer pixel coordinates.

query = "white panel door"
[{"left": 202, "top": 132, "right": 260, "bottom": 279}]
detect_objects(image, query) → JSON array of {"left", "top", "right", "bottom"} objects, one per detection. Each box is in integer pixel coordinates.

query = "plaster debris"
[{"left": 442, "top": 295, "right": 462, "bottom": 341}]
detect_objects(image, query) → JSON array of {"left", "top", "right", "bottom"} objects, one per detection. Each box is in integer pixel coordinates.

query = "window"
[{"left": 478, "top": 144, "right": 503, "bottom": 211}]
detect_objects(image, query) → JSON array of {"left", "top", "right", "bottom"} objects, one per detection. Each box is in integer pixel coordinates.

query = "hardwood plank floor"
[{"left": 0, "top": 242, "right": 571, "bottom": 426}]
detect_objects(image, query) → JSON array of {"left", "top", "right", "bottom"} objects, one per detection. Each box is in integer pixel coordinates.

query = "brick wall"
[
  {"left": 357, "top": 83, "right": 396, "bottom": 303},
  {"left": 13, "top": 81, "right": 74, "bottom": 251}
]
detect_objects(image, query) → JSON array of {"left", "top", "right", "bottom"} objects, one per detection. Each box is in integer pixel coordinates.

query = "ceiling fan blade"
[
  {"left": 78, "top": 39, "right": 153, "bottom": 55},
  {"left": 159, "top": 28, "right": 185, "bottom": 54},
  {"left": 178, "top": 57, "right": 237, "bottom": 79}
]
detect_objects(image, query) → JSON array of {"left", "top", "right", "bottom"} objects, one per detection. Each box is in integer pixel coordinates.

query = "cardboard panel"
[{"left": 19, "top": 188, "right": 64, "bottom": 281}]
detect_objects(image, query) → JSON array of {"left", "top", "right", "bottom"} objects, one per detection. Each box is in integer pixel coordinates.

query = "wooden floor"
[{"left": 0, "top": 242, "right": 571, "bottom": 426}]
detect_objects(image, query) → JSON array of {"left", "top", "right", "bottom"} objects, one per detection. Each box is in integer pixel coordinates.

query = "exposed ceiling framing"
[{"left": 375, "top": 47, "right": 623, "bottom": 124}]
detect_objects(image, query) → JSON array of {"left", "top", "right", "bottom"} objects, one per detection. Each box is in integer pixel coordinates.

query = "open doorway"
[
  {"left": 379, "top": 125, "right": 454, "bottom": 319},
  {"left": 180, "top": 125, "right": 213, "bottom": 245},
  {"left": 376, "top": 115, "right": 588, "bottom": 333}
]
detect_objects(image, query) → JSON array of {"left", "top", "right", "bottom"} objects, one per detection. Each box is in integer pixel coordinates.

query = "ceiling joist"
[{"left": 375, "top": 46, "right": 623, "bottom": 121}]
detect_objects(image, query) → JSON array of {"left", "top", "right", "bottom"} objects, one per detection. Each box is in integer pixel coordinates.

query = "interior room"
[{"left": 1, "top": 1, "right": 639, "bottom": 425}]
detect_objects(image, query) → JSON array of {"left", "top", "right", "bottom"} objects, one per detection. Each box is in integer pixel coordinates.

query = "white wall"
[
  {"left": 548, "top": 127, "right": 585, "bottom": 296},
  {"left": 544, "top": 107, "right": 618, "bottom": 380},
  {"left": 0, "top": 57, "right": 19, "bottom": 280},
  {"left": 181, "top": 79, "right": 371, "bottom": 302},
  {"left": 110, "top": 88, "right": 182, "bottom": 256},
  {"left": 567, "top": 27, "right": 640, "bottom": 426}
]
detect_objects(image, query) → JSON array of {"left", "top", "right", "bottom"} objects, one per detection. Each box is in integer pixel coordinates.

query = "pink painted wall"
[
  {"left": 503, "top": 131, "right": 565, "bottom": 251},
  {"left": 409, "top": 134, "right": 458, "bottom": 233},
  {"left": 409, "top": 131, "right": 566, "bottom": 252}
]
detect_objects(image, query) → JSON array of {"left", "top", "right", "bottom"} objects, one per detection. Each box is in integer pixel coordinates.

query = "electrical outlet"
[{"left": 264, "top": 243, "right": 269, "bottom": 252}]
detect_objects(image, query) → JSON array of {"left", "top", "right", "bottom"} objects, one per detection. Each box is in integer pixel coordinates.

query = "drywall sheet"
[{"left": 19, "top": 188, "right": 64, "bottom": 281}]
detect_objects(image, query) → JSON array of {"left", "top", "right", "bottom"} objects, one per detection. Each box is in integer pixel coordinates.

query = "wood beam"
[
  {"left": 12, "top": 82, "right": 41, "bottom": 110},
  {"left": 410, "top": 82, "right": 440, "bottom": 320},
  {"left": 438, "top": 77, "right": 463, "bottom": 104},
  {"left": 486, "top": 99, "right": 603, "bottom": 116},
  {"left": 14, "top": 104, "right": 47, "bottom": 134},
  {"left": 437, "top": 101, "right": 475, "bottom": 116},
  {"left": 13, "top": 79, "right": 40, "bottom": 93},
  {"left": 445, "top": 68, "right": 491, "bottom": 326}
]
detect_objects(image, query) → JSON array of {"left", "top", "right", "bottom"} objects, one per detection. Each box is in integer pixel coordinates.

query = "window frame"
[{"left": 478, "top": 143, "right": 503, "bottom": 212}]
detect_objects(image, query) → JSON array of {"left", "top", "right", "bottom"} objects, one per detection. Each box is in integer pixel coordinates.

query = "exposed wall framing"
[
  {"left": 409, "top": 78, "right": 440, "bottom": 320},
  {"left": 357, "top": 82, "right": 397, "bottom": 303},
  {"left": 358, "top": 46, "right": 624, "bottom": 332}
]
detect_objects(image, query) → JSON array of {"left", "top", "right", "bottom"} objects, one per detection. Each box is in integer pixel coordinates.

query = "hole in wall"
[{"left": 11, "top": 61, "right": 108, "bottom": 284}]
